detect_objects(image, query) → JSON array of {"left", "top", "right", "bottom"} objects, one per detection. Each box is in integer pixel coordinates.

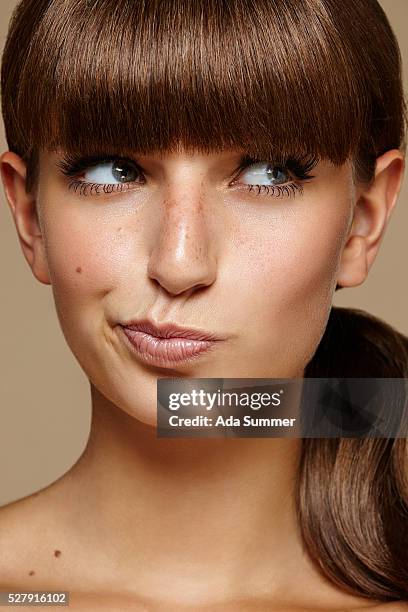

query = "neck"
[{"left": 57, "top": 384, "right": 314, "bottom": 605}]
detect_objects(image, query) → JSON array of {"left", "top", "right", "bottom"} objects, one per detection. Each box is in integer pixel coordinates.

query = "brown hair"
[
  {"left": 2, "top": 0, "right": 407, "bottom": 192},
  {"left": 302, "top": 307, "right": 408, "bottom": 600},
  {"left": 2, "top": 0, "right": 408, "bottom": 602}
]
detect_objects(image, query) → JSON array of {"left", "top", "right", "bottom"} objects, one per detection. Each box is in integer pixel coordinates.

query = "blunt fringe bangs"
[{"left": 1, "top": 0, "right": 407, "bottom": 192}]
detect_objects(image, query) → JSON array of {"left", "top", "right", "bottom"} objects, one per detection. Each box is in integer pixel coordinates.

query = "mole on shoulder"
[
  {"left": 28, "top": 570, "right": 35, "bottom": 576},
  {"left": 54, "top": 549, "right": 62, "bottom": 558},
  {"left": 76, "top": 266, "right": 82, "bottom": 274}
]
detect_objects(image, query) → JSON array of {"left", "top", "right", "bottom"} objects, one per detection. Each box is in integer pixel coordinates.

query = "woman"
[{"left": 0, "top": 0, "right": 407, "bottom": 609}]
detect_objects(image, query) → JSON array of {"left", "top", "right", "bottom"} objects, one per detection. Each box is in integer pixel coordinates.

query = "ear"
[
  {"left": 336, "top": 149, "right": 405, "bottom": 288},
  {"left": 1, "top": 151, "right": 51, "bottom": 285}
]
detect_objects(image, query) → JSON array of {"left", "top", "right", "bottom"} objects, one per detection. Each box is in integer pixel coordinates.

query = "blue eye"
[
  {"left": 239, "top": 162, "right": 290, "bottom": 187},
  {"left": 231, "top": 155, "right": 317, "bottom": 199},
  {"left": 58, "top": 152, "right": 317, "bottom": 199},
  {"left": 84, "top": 160, "right": 140, "bottom": 184},
  {"left": 57, "top": 155, "right": 145, "bottom": 196}
]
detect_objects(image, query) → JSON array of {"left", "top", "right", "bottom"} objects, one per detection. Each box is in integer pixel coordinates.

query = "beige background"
[{"left": 1, "top": 0, "right": 407, "bottom": 506}]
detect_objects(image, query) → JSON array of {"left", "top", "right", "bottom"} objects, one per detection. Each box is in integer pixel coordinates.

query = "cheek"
[
  {"left": 229, "top": 199, "right": 350, "bottom": 365},
  {"left": 236, "top": 204, "right": 346, "bottom": 297},
  {"left": 39, "top": 204, "right": 140, "bottom": 376},
  {"left": 42, "top": 211, "right": 133, "bottom": 297},
  {"left": 264, "top": 219, "right": 341, "bottom": 300}
]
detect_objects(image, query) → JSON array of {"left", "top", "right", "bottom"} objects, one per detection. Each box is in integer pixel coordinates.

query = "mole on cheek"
[{"left": 76, "top": 267, "right": 82, "bottom": 274}]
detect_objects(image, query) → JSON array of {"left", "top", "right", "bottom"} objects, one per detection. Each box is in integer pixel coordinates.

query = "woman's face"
[{"left": 34, "top": 148, "right": 354, "bottom": 426}]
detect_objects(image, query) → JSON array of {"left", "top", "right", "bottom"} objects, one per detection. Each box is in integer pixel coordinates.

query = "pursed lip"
[
  {"left": 118, "top": 319, "right": 225, "bottom": 367},
  {"left": 120, "top": 319, "right": 223, "bottom": 342}
]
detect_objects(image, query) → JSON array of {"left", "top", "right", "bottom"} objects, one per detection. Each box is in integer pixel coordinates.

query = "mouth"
[{"left": 118, "top": 319, "right": 223, "bottom": 368}]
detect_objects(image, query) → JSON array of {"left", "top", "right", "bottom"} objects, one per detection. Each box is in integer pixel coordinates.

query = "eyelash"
[
  {"left": 67, "top": 181, "right": 136, "bottom": 197},
  {"left": 57, "top": 155, "right": 145, "bottom": 197},
  {"left": 231, "top": 154, "right": 317, "bottom": 198},
  {"left": 57, "top": 153, "right": 317, "bottom": 199}
]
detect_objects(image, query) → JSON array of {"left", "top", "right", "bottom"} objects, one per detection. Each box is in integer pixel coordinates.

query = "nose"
[{"left": 147, "top": 191, "right": 217, "bottom": 296}]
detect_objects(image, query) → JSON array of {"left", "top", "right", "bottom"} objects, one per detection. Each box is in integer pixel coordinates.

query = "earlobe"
[
  {"left": 336, "top": 149, "right": 405, "bottom": 289},
  {"left": 336, "top": 235, "right": 368, "bottom": 288},
  {"left": 1, "top": 151, "right": 51, "bottom": 285}
]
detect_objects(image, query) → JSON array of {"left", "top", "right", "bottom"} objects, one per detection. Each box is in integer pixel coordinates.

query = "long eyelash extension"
[
  {"left": 68, "top": 180, "right": 134, "bottom": 196},
  {"left": 57, "top": 155, "right": 115, "bottom": 177},
  {"left": 248, "top": 183, "right": 304, "bottom": 197},
  {"left": 237, "top": 152, "right": 319, "bottom": 182},
  {"left": 235, "top": 152, "right": 318, "bottom": 198},
  {"left": 286, "top": 154, "right": 319, "bottom": 180},
  {"left": 57, "top": 153, "right": 143, "bottom": 178}
]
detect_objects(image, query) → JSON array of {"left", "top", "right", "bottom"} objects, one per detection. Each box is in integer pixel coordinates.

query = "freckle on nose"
[{"left": 76, "top": 267, "right": 82, "bottom": 274}]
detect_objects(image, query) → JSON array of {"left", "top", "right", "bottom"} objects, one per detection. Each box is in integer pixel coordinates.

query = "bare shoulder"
[
  {"left": 0, "top": 485, "right": 76, "bottom": 589},
  {"left": 1, "top": 494, "right": 407, "bottom": 612},
  {"left": 0, "top": 492, "right": 46, "bottom": 579}
]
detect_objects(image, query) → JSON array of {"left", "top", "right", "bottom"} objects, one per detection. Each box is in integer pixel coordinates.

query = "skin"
[{"left": 0, "top": 146, "right": 406, "bottom": 611}]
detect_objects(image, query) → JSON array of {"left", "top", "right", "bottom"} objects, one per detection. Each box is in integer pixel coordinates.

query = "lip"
[{"left": 118, "top": 319, "right": 223, "bottom": 368}]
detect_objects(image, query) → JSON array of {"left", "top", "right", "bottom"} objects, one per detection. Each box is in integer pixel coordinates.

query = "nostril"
[{"left": 148, "top": 274, "right": 214, "bottom": 298}]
